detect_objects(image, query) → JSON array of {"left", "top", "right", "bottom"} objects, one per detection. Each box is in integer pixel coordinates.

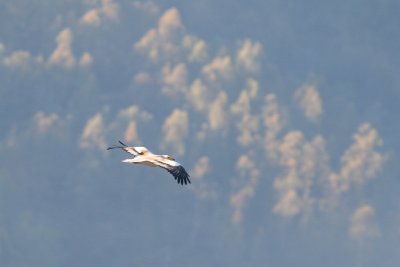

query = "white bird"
[{"left": 107, "top": 141, "right": 191, "bottom": 185}]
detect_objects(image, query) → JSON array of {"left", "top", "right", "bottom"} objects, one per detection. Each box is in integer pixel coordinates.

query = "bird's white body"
[
  {"left": 123, "top": 158, "right": 158, "bottom": 167},
  {"left": 107, "top": 141, "right": 190, "bottom": 185}
]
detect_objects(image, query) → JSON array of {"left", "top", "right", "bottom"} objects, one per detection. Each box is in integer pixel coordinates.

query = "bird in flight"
[{"left": 107, "top": 141, "right": 191, "bottom": 185}]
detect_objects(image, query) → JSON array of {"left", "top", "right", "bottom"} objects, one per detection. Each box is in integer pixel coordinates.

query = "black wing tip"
[{"left": 168, "top": 165, "right": 191, "bottom": 186}]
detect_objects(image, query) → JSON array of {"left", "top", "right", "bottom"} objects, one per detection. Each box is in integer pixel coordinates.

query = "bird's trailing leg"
[
  {"left": 107, "top": 140, "right": 128, "bottom": 150},
  {"left": 118, "top": 140, "right": 128, "bottom": 147},
  {"left": 107, "top": 145, "right": 124, "bottom": 150}
]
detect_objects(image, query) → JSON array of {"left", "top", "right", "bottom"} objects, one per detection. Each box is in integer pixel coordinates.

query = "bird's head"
[{"left": 163, "top": 155, "right": 175, "bottom": 161}]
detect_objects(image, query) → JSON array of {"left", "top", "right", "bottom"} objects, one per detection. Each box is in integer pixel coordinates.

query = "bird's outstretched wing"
[
  {"left": 107, "top": 140, "right": 140, "bottom": 156},
  {"left": 139, "top": 157, "right": 191, "bottom": 185},
  {"left": 164, "top": 165, "right": 191, "bottom": 185}
]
